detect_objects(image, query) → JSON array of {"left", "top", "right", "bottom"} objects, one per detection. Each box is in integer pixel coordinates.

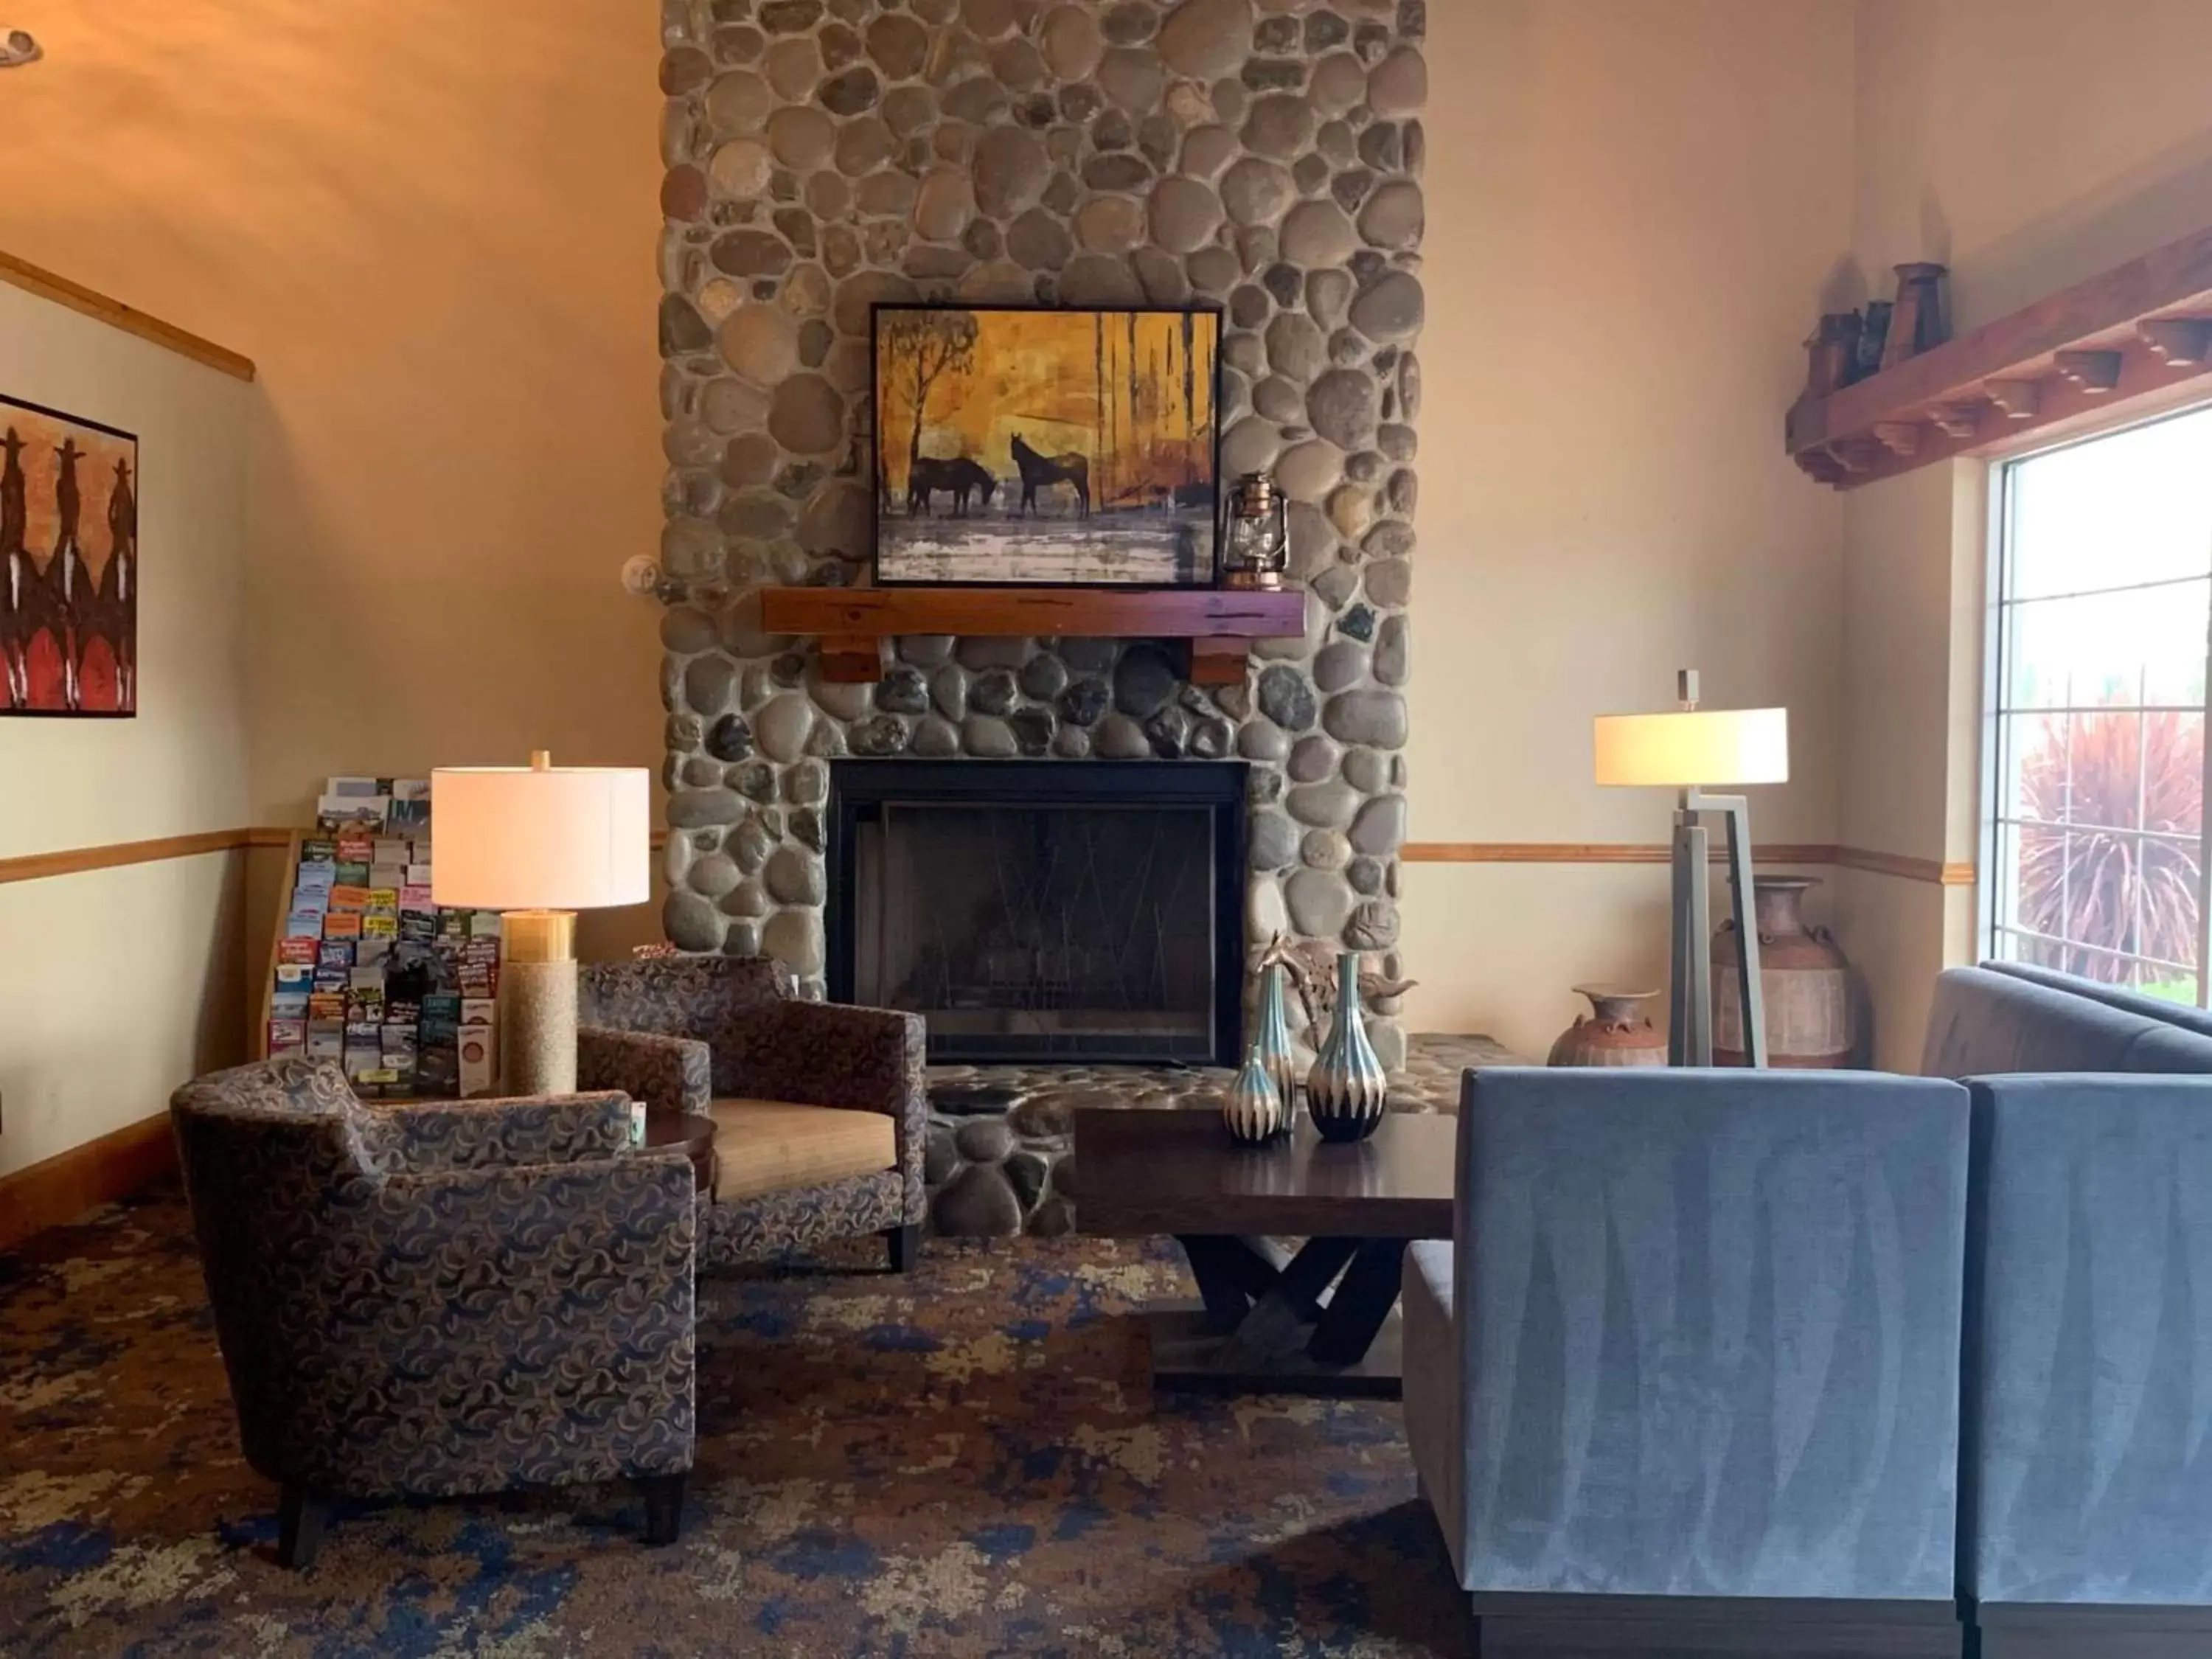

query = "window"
[{"left": 1987, "top": 405, "right": 2212, "bottom": 1003}]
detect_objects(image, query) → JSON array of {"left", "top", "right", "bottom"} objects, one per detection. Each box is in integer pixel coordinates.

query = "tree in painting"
[
  {"left": 873, "top": 305, "right": 1220, "bottom": 586},
  {"left": 880, "top": 308, "right": 979, "bottom": 476}
]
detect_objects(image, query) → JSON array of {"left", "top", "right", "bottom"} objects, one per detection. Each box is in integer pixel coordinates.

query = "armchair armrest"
[
  {"left": 730, "top": 1001, "right": 928, "bottom": 1220},
  {"left": 368, "top": 1091, "right": 633, "bottom": 1173},
  {"left": 740, "top": 1001, "right": 925, "bottom": 1118},
  {"left": 578, "top": 1027, "right": 712, "bottom": 1117}
]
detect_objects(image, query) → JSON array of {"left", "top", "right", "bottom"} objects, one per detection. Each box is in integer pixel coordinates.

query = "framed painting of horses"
[
  {"left": 1, "top": 394, "right": 137, "bottom": 717},
  {"left": 872, "top": 304, "right": 1222, "bottom": 588}
]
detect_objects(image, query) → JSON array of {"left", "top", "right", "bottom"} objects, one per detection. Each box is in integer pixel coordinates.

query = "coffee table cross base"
[{"left": 1148, "top": 1234, "right": 1412, "bottom": 1399}]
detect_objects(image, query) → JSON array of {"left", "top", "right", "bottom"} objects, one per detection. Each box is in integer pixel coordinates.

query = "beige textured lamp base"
[{"left": 500, "top": 909, "right": 580, "bottom": 1097}]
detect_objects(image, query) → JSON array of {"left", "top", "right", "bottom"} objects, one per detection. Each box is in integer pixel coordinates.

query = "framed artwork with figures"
[
  {"left": 1, "top": 393, "right": 137, "bottom": 717},
  {"left": 870, "top": 304, "right": 1222, "bottom": 588}
]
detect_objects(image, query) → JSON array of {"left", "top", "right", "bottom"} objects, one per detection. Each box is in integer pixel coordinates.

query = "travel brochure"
[{"left": 267, "top": 776, "right": 500, "bottom": 1099}]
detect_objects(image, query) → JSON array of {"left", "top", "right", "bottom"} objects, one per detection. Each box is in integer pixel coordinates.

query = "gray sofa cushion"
[
  {"left": 1981, "top": 959, "right": 2212, "bottom": 1042},
  {"left": 1964, "top": 1074, "right": 2212, "bottom": 1607},
  {"left": 1450, "top": 1066, "right": 1971, "bottom": 1602},
  {"left": 1922, "top": 967, "right": 2212, "bottom": 1078},
  {"left": 1400, "top": 1240, "right": 1464, "bottom": 1583}
]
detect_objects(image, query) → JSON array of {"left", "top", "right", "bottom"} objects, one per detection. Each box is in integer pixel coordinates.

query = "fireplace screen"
[{"left": 829, "top": 761, "right": 1244, "bottom": 1065}]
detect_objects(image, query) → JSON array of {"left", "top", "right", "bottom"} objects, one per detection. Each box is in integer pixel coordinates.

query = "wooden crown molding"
[{"left": 0, "top": 250, "right": 257, "bottom": 383}]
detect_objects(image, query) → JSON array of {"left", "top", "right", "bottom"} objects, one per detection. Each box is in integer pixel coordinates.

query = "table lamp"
[
  {"left": 431, "top": 752, "right": 650, "bottom": 1095},
  {"left": 1593, "top": 672, "right": 1789, "bottom": 1067}
]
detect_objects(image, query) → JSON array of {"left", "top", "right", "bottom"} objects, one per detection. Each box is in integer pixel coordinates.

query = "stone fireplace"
[
  {"left": 653, "top": 0, "right": 1428, "bottom": 1227},
  {"left": 828, "top": 757, "right": 1247, "bottom": 1064}
]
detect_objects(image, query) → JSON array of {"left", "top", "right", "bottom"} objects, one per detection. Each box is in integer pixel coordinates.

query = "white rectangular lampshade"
[
  {"left": 1593, "top": 707, "right": 1790, "bottom": 787},
  {"left": 431, "top": 764, "right": 651, "bottom": 911}
]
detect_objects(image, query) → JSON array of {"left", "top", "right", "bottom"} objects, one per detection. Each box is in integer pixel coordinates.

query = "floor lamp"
[
  {"left": 1594, "top": 672, "right": 1790, "bottom": 1067},
  {"left": 431, "top": 753, "right": 650, "bottom": 1096}
]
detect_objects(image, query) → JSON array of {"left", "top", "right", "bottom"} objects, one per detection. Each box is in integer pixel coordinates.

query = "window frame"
[{"left": 1981, "top": 400, "right": 2212, "bottom": 1006}]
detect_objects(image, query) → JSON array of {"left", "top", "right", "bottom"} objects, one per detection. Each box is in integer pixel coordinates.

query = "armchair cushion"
[{"left": 709, "top": 1098, "right": 897, "bottom": 1201}]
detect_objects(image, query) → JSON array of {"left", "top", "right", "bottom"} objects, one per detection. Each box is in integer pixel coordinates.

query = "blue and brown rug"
[{"left": 0, "top": 1189, "right": 1472, "bottom": 1657}]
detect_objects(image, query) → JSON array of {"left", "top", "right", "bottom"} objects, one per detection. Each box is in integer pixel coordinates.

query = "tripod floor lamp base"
[
  {"left": 1595, "top": 674, "right": 1788, "bottom": 1070},
  {"left": 1668, "top": 790, "right": 1766, "bottom": 1069}
]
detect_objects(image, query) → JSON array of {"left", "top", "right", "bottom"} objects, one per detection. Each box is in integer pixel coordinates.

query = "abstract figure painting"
[
  {"left": 873, "top": 305, "right": 1221, "bottom": 587},
  {"left": 1, "top": 394, "right": 137, "bottom": 717}
]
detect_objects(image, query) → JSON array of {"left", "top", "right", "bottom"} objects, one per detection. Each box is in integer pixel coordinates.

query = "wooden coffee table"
[{"left": 1074, "top": 1107, "right": 1455, "bottom": 1399}]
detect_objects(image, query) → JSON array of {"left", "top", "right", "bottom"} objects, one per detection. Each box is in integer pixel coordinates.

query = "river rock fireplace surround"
[{"left": 652, "top": 0, "right": 1428, "bottom": 1228}]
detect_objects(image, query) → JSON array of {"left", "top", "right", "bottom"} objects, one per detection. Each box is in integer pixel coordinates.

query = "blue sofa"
[
  {"left": 1407, "top": 965, "right": 2212, "bottom": 1656},
  {"left": 1921, "top": 963, "right": 2212, "bottom": 1077},
  {"left": 1403, "top": 1066, "right": 1974, "bottom": 1656}
]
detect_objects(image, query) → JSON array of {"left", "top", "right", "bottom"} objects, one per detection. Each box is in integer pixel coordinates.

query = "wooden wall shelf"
[
  {"left": 1787, "top": 225, "right": 2212, "bottom": 489},
  {"left": 757, "top": 585, "right": 1307, "bottom": 684}
]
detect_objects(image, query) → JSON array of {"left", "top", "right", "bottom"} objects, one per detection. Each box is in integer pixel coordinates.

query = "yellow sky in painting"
[{"left": 877, "top": 310, "right": 1217, "bottom": 506}]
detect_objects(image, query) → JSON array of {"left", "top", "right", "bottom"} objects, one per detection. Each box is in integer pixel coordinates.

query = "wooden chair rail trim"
[
  {"left": 0, "top": 1111, "right": 177, "bottom": 1254},
  {"left": 0, "top": 250, "right": 257, "bottom": 382},
  {"left": 1404, "top": 841, "right": 1973, "bottom": 886},
  {"left": 0, "top": 828, "right": 260, "bottom": 886}
]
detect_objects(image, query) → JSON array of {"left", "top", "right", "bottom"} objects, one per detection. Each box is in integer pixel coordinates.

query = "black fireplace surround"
[{"left": 826, "top": 759, "right": 1247, "bottom": 1066}]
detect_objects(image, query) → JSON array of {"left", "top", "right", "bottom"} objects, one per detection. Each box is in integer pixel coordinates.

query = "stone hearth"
[
  {"left": 655, "top": 1, "right": 1430, "bottom": 1232},
  {"left": 922, "top": 1032, "right": 1514, "bottom": 1236}
]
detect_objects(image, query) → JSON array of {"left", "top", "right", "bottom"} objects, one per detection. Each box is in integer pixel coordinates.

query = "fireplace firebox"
[{"left": 826, "top": 760, "right": 1246, "bottom": 1066}]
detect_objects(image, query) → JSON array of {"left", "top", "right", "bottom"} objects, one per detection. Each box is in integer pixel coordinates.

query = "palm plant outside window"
[{"left": 1988, "top": 405, "right": 2212, "bottom": 1004}]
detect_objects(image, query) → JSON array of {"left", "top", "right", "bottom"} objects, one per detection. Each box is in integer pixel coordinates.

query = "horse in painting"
[
  {"left": 1009, "top": 434, "right": 1090, "bottom": 518},
  {"left": 907, "top": 456, "right": 998, "bottom": 518}
]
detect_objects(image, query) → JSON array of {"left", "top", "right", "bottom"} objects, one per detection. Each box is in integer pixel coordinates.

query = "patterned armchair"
[
  {"left": 170, "top": 1058, "right": 696, "bottom": 1569},
  {"left": 577, "top": 955, "right": 928, "bottom": 1271}
]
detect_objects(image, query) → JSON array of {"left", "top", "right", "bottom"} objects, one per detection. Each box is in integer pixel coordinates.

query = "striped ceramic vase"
[
  {"left": 1306, "top": 951, "right": 1388, "bottom": 1142},
  {"left": 1222, "top": 1043, "right": 1284, "bottom": 1145},
  {"left": 1252, "top": 964, "right": 1298, "bottom": 1127}
]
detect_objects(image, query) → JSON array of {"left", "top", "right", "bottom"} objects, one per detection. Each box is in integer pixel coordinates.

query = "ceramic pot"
[
  {"left": 1251, "top": 963, "right": 1298, "bottom": 1121},
  {"left": 1548, "top": 984, "right": 1668, "bottom": 1068},
  {"left": 1222, "top": 1044, "right": 1284, "bottom": 1145},
  {"left": 1714, "top": 875, "right": 1854, "bottom": 1067},
  {"left": 1306, "top": 952, "right": 1388, "bottom": 1143}
]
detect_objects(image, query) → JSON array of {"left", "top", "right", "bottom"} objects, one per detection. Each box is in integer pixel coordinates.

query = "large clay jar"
[
  {"left": 1548, "top": 984, "right": 1668, "bottom": 1068},
  {"left": 1713, "top": 875, "right": 1853, "bottom": 1067}
]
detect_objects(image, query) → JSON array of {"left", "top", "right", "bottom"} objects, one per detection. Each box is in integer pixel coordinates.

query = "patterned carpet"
[{"left": 0, "top": 1188, "right": 1473, "bottom": 1658}]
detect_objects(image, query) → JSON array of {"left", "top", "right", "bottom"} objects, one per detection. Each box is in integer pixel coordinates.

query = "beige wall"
[
  {"left": 0, "top": 0, "right": 669, "bottom": 957},
  {"left": 1400, "top": 0, "right": 1854, "bottom": 1057},
  {"left": 1839, "top": 0, "right": 2212, "bottom": 1065},
  {"left": 0, "top": 280, "right": 252, "bottom": 1178},
  {"left": 13, "top": 0, "right": 2212, "bottom": 1091}
]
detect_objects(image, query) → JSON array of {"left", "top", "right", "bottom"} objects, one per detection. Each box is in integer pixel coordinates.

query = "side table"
[{"left": 644, "top": 1110, "right": 717, "bottom": 1200}]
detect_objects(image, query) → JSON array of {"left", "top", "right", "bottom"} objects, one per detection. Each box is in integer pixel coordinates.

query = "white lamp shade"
[
  {"left": 431, "top": 764, "right": 650, "bottom": 911},
  {"left": 1593, "top": 706, "right": 1790, "bottom": 787}
]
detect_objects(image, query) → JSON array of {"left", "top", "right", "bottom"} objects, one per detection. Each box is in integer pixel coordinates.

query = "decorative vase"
[
  {"left": 1222, "top": 1044, "right": 1284, "bottom": 1145},
  {"left": 1251, "top": 963, "right": 1298, "bottom": 1122},
  {"left": 1548, "top": 984, "right": 1669, "bottom": 1068},
  {"left": 1305, "top": 952, "right": 1388, "bottom": 1143},
  {"left": 1714, "top": 875, "right": 1854, "bottom": 1068}
]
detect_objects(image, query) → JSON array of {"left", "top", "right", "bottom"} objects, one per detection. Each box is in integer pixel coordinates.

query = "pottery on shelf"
[
  {"left": 1251, "top": 962, "right": 1298, "bottom": 1118},
  {"left": 1548, "top": 984, "right": 1668, "bottom": 1068},
  {"left": 1305, "top": 951, "right": 1389, "bottom": 1143},
  {"left": 1714, "top": 874, "right": 1854, "bottom": 1068},
  {"left": 1222, "top": 1043, "right": 1285, "bottom": 1146}
]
